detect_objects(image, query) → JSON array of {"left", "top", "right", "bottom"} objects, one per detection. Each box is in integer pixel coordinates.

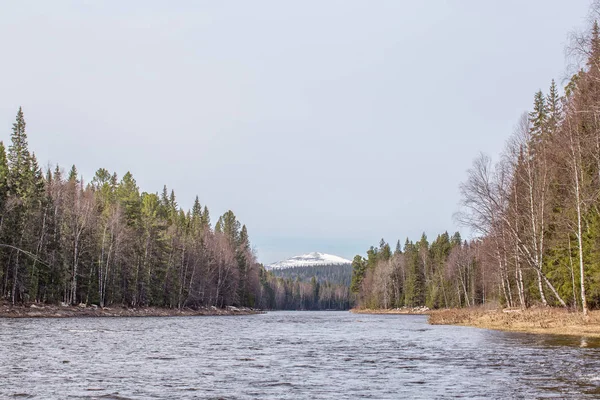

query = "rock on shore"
[{"left": 0, "top": 302, "right": 263, "bottom": 318}]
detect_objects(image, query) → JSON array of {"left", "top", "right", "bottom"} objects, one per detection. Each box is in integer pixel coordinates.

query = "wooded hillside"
[{"left": 352, "top": 13, "right": 600, "bottom": 315}]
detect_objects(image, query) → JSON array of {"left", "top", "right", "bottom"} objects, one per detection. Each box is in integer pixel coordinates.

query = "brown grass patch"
[{"left": 429, "top": 307, "right": 600, "bottom": 337}]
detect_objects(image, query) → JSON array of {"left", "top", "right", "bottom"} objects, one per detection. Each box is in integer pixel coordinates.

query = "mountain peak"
[{"left": 267, "top": 252, "right": 352, "bottom": 270}]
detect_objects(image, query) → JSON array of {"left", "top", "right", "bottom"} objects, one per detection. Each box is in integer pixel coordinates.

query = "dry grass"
[{"left": 429, "top": 307, "right": 600, "bottom": 337}]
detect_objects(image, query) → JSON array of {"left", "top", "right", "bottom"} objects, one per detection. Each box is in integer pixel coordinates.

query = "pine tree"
[
  {"left": 379, "top": 238, "right": 391, "bottom": 261},
  {"left": 366, "top": 246, "right": 378, "bottom": 269},
  {"left": 350, "top": 255, "right": 366, "bottom": 294}
]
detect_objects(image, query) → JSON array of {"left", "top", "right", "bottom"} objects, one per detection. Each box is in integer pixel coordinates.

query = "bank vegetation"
[{"left": 350, "top": 4, "right": 600, "bottom": 332}]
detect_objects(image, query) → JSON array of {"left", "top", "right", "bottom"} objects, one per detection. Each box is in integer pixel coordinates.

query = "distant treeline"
[
  {"left": 263, "top": 264, "right": 353, "bottom": 310},
  {"left": 351, "top": 235, "right": 482, "bottom": 309},
  {"left": 259, "top": 271, "right": 352, "bottom": 310},
  {"left": 352, "top": 12, "right": 600, "bottom": 315},
  {"left": 271, "top": 264, "right": 352, "bottom": 286}
]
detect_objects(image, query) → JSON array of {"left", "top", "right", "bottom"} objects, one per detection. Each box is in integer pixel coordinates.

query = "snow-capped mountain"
[{"left": 267, "top": 252, "right": 352, "bottom": 270}]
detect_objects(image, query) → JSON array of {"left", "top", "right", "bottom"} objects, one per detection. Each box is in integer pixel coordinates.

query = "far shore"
[
  {"left": 0, "top": 302, "right": 263, "bottom": 318},
  {"left": 429, "top": 307, "right": 600, "bottom": 338},
  {"left": 350, "top": 307, "right": 431, "bottom": 315},
  {"left": 351, "top": 306, "right": 600, "bottom": 338}
]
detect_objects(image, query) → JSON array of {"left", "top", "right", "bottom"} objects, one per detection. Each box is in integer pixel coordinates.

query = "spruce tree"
[
  {"left": 588, "top": 20, "right": 600, "bottom": 71},
  {"left": 0, "top": 142, "right": 9, "bottom": 212},
  {"left": 394, "top": 240, "right": 402, "bottom": 256},
  {"left": 529, "top": 90, "right": 547, "bottom": 144},
  {"left": 451, "top": 231, "right": 462, "bottom": 247},
  {"left": 8, "top": 107, "right": 31, "bottom": 199},
  {"left": 191, "top": 196, "right": 202, "bottom": 232},
  {"left": 29, "top": 153, "right": 45, "bottom": 201},
  {"left": 68, "top": 165, "right": 78, "bottom": 183},
  {"left": 239, "top": 225, "right": 249, "bottom": 250},
  {"left": 118, "top": 172, "right": 141, "bottom": 226},
  {"left": 160, "top": 185, "right": 169, "bottom": 207},
  {"left": 215, "top": 217, "right": 222, "bottom": 234},
  {"left": 6, "top": 107, "right": 33, "bottom": 304},
  {"left": 192, "top": 196, "right": 201, "bottom": 218},
  {"left": 546, "top": 79, "right": 562, "bottom": 132},
  {"left": 220, "top": 210, "right": 240, "bottom": 244},
  {"left": 201, "top": 205, "right": 211, "bottom": 229},
  {"left": 236, "top": 224, "right": 251, "bottom": 306},
  {"left": 169, "top": 189, "right": 177, "bottom": 211}
]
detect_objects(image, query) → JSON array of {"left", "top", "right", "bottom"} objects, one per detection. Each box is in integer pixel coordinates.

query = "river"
[{"left": 1, "top": 311, "right": 600, "bottom": 399}]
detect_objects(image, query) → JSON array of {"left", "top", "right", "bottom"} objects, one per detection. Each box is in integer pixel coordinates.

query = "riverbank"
[
  {"left": 429, "top": 307, "right": 600, "bottom": 338},
  {"left": 350, "top": 306, "right": 431, "bottom": 315},
  {"left": 0, "top": 302, "right": 263, "bottom": 318}
]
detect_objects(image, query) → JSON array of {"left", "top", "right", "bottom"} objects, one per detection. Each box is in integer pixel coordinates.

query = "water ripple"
[{"left": 1, "top": 312, "right": 600, "bottom": 399}]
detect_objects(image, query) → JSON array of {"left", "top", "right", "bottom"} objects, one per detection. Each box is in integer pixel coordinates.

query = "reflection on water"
[
  {"left": 1, "top": 311, "right": 600, "bottom": 399},
  {"left": 519, "top": 333, "right": 600, "bottom": 348}
]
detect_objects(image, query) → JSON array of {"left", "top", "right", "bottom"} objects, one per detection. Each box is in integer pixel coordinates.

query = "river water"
[{"left": 1, "top": 311, "right": 600, "bottom": 399}]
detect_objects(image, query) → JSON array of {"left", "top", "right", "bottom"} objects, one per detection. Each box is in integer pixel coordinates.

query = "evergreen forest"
[
  {"left": 352, "top": 19, "right": 600, "bottom": 315},
  {"left": 0, "top": 109, "right": 350, "bottom": 311}
]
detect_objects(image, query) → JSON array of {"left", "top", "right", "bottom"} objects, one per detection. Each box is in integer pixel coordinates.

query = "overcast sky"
[{"left": 0, "top": 1, "right": 592, "bottom": 264}]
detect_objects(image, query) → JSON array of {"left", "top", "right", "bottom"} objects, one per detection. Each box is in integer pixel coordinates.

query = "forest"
[
  {"left": 266, "top": 264, "right": 353, "bottom": 310},
  {"left": 0, "top": 107, "right": 261, "bottom": 309},
  {"left": 259, "top": 272, "right": 352, "bottom": 310},
  {"left": 352, "top": 17, "right": 600, "bottom": 315},
  {"left": 0, "top": 110, "right": 351, "bottom": 311},
  {"left": 271, "top": 264, "right": 352, "bottom": 286}
]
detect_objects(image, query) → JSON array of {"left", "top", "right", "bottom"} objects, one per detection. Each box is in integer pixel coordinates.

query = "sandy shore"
[
  {"left": 350, "top": 307, "right": 431, "bottom": 315},
  {"left": 428, "top": 307, "right": 600, "bottom": 338},
  {"left": 0, "top": 302, "right": 263, "bottom": 318}
]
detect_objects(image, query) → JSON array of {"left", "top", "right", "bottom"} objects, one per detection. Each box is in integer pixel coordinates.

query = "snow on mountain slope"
[{"left": 267, "top": 252, "right": 352, "bottom": 270}]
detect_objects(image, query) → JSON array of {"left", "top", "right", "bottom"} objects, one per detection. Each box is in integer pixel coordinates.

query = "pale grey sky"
[{"left": 0, "top": 1, "right": 591, "bottom": 264}]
